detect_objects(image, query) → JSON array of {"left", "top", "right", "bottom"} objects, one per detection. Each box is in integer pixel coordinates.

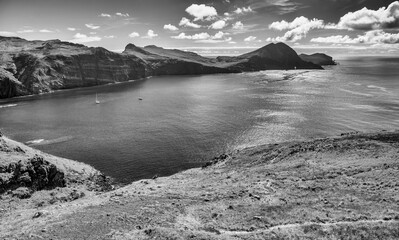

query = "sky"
[{"left": 0, "top": 0, "right": 398, "bottom": 57}]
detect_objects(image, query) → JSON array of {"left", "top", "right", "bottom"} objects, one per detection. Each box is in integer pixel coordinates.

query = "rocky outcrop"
[
  {"left": 0, "top": 155, "right": 65, "bottom": 196},
  {"left": 0, "top": 37, "right": 325, "bottom": 98},
  {"left": 299, "top": 53, "right": 337, "bottom": 65}
]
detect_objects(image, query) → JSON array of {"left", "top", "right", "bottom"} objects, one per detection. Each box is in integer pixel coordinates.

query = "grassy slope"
[{"left": 1, "top": 131, "right": 399, "bottom": 239}]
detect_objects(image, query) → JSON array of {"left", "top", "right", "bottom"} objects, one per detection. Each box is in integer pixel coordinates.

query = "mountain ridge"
[{"left": 0, "top": 36, "right": 325, "bottom": 99}]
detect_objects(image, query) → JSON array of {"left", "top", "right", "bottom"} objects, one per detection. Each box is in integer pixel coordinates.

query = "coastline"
[{"left": 1, "top": 130, "right": 399, "bottom": 239}]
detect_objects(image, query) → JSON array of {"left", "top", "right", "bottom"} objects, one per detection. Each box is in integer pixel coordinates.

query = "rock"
[{"left": 32, "top": 211, "right": 43, "bottom": 219}]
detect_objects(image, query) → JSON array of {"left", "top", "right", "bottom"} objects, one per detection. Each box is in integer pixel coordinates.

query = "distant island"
[{"left": 0, "top": 36, "right": 331, "bottom": 99}]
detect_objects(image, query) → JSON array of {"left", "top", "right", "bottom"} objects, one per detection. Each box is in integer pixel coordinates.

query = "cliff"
[
  {"left": 0, "top": 36, "right": 324, "bottom": 99},
  {"left": 1, "top": 130, "right": 398, "bottom": 239},
  {"left": 299, "top": 53, "right": 337, "bottom": 66}
]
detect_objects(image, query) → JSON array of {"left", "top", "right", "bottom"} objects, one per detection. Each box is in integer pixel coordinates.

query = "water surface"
[{"left": 1, "top": 57, "right": 398, "bottom": 183}]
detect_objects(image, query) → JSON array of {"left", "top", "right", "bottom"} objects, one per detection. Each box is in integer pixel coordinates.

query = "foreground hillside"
[
  {"left": 0, "top": 36, "right": 322, "bottom": 99},
  {"left": 1, "top": 131, "right": 398, "bottom": 239}
]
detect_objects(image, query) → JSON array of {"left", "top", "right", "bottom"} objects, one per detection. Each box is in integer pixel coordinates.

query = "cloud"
[
  {"left": 336, "top": 1, "right": 399, "bottom": 30},
  {"left": 172, "top": 31, "right": 232, "bottom": 43},
  {"left": 128, "top": 32, "right": 140, "bottom": 38},
  {"left": 179, "top": 17, "right": 202, "bottom": 28},
  {"left": 85, "top": 24, "right": 100, "bottom": 30},
  {"left": 39, "top": 29, "right": 53, "bottom": 33},
  {"left": 164, "top": 24, "right": 179, "bottom": 31},
  {"left": 185, "top": 4, "right": 218, "bottom": 21},
  {"left": 104, "top": 35, "right": 116, "bottom": 39},
  {"left": 209, "top": 20, "right": 227, "bottom": 29},
  {"left": 0, "top": 31, "right": 16, "bottom": 37},
  {"left": 311, "top": 30, "right": 399, "bottom": 44},
  {"left": 142, "top": 29, "right": 158, "bottom": 39},
  {"left": 269, "top": 16, "right": 325, "bottom": 41},
  {"left": 249, "top": 0, "right": 300, "bottom": 15},
  {"left": 244, "top": 36, "right": 260, "bottom": 42},
  {"left": 232, "top": 21, "right": 244, "bottom": 30},
  {"left": 67, "top": 27, "right": 76, "bottom": 31},
  {"left": 17, "top": 29, "right": 34, "bottom": 33},
  {"left": 100, "top": 13, "right": 111, "bottom": 18},
  {"left": 71, "top": 33, "right": 101, "bottom": 43},
  {"left": 172, "top": 32, "right": 211, "bottom": 40},
  {"left": 116, "top": 12, "right": 130, "bottom": 17},
  {"left": 234, "top": 7, "right": 253, "bottom": 14}
]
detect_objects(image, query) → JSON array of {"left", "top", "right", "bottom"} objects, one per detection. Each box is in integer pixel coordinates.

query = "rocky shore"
[{"left": 1, "top": 131, "right": 399, "bottom": 239}]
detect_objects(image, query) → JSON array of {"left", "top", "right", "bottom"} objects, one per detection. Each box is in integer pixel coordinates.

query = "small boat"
[{"left": 95, "top": 93, "right": 100, "bottom": 104}]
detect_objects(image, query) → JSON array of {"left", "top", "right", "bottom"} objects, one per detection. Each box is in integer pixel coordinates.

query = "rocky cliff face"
[{"left": 0, "top": 37, "right": 324, "bottom": 99}]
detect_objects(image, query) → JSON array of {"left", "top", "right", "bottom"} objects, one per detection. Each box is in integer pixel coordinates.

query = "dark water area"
[{"left": 1, "top": 56, "right": 399, "bottom": 183}]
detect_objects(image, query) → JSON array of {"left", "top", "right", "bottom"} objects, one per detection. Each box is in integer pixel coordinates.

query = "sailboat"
[{"left": 95, "top": 93, "right": 100, "bottom": 104}]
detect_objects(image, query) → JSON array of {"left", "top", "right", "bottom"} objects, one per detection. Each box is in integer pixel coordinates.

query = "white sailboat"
[{"left": 95, "top": 93, "right": 100, "bottom": 104}]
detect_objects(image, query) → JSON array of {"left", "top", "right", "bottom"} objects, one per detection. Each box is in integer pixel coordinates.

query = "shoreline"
[{"left": 1, "top": 130, "right": 399, "bottom": 239}]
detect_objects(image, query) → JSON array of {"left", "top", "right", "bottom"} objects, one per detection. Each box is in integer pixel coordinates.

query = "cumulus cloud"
[
  {"left": 71, "top": 33, "right": 101, "bottom": 43},
  {"left": 128, "top": 32, "right": 140, "bottom": 38},
  {"left": 104, "top": 35, "right": 116, "bottom": 39},
  {"left": 244, "top": 36, "right": 260, "bottom": 42},
  {"left": 209, "top": 20, "right": 227, "bottom": 29},
  {"left": 232, "top": 21, "right": 244, "bottom": 30},
  {"left": 67, "top": 27, "right": 76, "bottom": 31},
  {"left": 172, "top": 31, "right": 232, "bottom": 43},
  {"left": 336, "top": 1, "right": 399, "bottom": 30},
  {"left": 179, "top": 17, "right": 202, "bottom": 28},
  {"left": 0, "top": 31, "right": 16, "bottom": 37},
  {"left": 142, "top": 29, "right": 158, "bottom": 39},
  {"left": 234, "top": 7, "right": 253, "bottom": 14},
  {"left": 116, "top": 12, "right": 129, "bottom": 17},
  {"left": 185, "top": 4, "right": 218, "bottom": 21},
  {"left": 85, "top": 23, "right": 100, "bottom": 30},
  {"left": 39, "top": 29, "right": 53, "bottom": 33},
  {"left": 311, "top": 30, "right": 399, "bottom": 44},
  {"left": 100, "top": 13, "right": 111, "bottom": 18},
  {"left": 172, "top": 32, "right": 211, "bottom": 40},
  {"left": 269, "top": 16, "right": 325, "bottom": 42},
  {"left": 164, "top": 24, "right": 179, "bottom": 31}
]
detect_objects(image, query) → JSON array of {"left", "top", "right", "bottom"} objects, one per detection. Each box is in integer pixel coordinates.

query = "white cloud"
[
  {"left": 209, "top": 20, "right": 227, "bottom": 29},
  {"left": 336, "top": 1, "right": 399, "bottom": 30},
  {"left": 164, "top": 24, "right": 179, "bottom": 31},
  {"left": 71, "top": 33, "right": 101, "bottom": 43},
  {"left": 128, "top": 32, "right": 140, "bottom": 38},
  {"left": 67, "top": 27, "right": 76, "bottom": 31},
  {"left": 17, "top": 29, "right": 34, "bottom": 33},
  {"left": 269, "top": 16, "right": 325, "bottom": 42},
  {"left": 311, "top": 30, "right": 399, "bottom": 44},
  {"left": 116, "top": 12, "right": 129, "bottom": 17},
  {"left": 39, "top": 29, "right": 53, "bottom": 33},
  {"left": 172, "top": 32, "right": 211, "bottom": 40},
  {"left": 179, "top": 17, "right": 202, "bottom": 28},
  {"left": 142, "top": 29, "right": 158, "bottom": 39},
  {"left": 85, "top": 24, "right": 100, "bottom": 30},
  {"left": 100, "top": 13, "right": 111, "bottom": 18},
  {"left": 0, "top": 31, "right": 16, "bottom": 37},
  {"left": 185, "top": 4, "right": 218, "bottom": 21},
  {"left": 104, "top": 35, "right": 116, "bottom": 39},
  {"left": 244, "top": 36, "right": 260, "bottom": 42},
  {"left": 89, "top": 32, "right": 97, "bottom": 34},
  {"left": 172, "top": 31, "right": 232, "bottom": 43},
  {"left": 234, "top": 7, "right": 253, "bottom": 14},
  {"left": 232, "top": 21, "right": 244, "bottom": 30}
]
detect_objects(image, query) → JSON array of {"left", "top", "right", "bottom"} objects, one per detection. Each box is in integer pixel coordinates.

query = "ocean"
[{"left": 1, "top": 56, "right": 398, "bottom": 183}]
